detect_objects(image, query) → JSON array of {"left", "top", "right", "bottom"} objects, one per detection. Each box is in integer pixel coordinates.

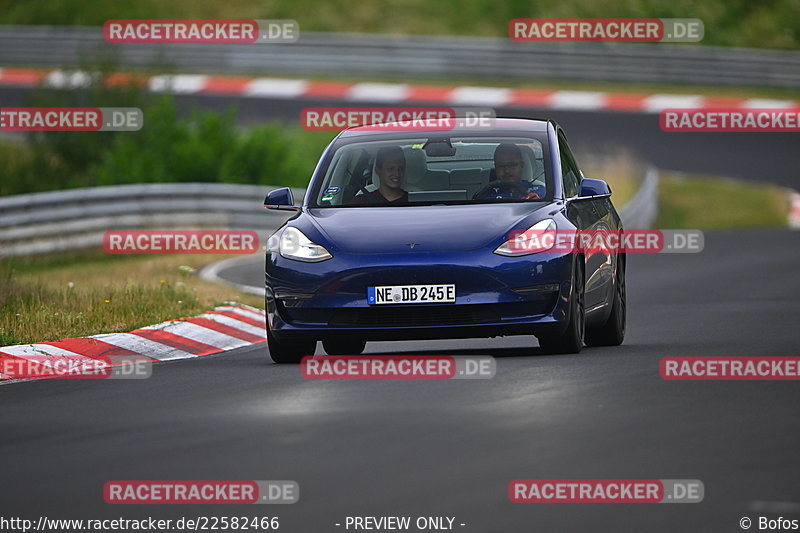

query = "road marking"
[
  {"left": 148, "top": 74, "right": 209, "bottom": 93},
  {"left": 244, "top": 78, "right": 308, "bottom": 98},
  {"left": 0, "top": 343, "right": 93, "bottom": 362},
  {"left": 448, "top": 86, "right": 512, "bottom": 106},
  {"left": 137, "top": 320, "right": 250, "bottom": 351},
  {"left": 549, "top": 91, "right": 607, "bottom": 110},
  {"left": 196, "top": 313, "right": 267, "bottom": 338},
  {"left": 90, "top": 333, "right": 195, "bottom": 361},
  {"left": 643, "top": 94, "right": 704, "bottom": 112},
  {"left": 742, "top": 98, "right": 797, "bottom": 109},
  {"left": 214, "top": 305, "right": 267, "bottom": 323},
  {"left": 184, "top": 317, "right": 265, "bottom": 343},
  {"left": 0, "top": 304, "right": 267, "bottom": 384},
  {"left": 347, "top": 82, "right": 409, "bottom": 102},
  {"left": 43, "top": 69, "right": 92, "bottom": 89}
]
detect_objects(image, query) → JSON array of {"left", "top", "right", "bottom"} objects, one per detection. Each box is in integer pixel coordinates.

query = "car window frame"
[
  {"left": 308, "top": 130, "right": 554, "bottom": 208},
  {"left": 557, "top": 130, "right": 582, "bottom": 199}
]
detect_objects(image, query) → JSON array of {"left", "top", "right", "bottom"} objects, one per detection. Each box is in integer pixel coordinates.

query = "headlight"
[
  {"left": 494, "top": 219, "right": 557, "bottom": 256},
  {"left": 269, "top": 227, "right": 332, "bottom": 262}
]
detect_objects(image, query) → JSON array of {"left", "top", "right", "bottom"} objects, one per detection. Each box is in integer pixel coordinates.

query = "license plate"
[{"left": 367, "top": 284, "right": 456, "bottom": 305}]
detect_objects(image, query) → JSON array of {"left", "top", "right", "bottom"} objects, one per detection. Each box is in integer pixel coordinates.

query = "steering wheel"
[{"left": 473, "top": 180, "right": 531, "bottom": 200}]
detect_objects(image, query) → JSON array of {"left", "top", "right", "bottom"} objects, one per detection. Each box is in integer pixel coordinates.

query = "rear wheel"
[
  {"left": 585, "top": 256, "right": 626, "bottom": 347},
  {"left": 323, "top": 339, "right": 366, "bottom": 355},
  {"left": 267, "top": 328, "right": 316, "bottom": 364},
  {"left": 537, "top": 261, "right": 584, "bottom": 354}
]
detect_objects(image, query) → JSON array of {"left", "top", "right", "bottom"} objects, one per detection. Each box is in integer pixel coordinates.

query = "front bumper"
[{"left": 265, "top": 249, "right": 574, "bottom": 342}]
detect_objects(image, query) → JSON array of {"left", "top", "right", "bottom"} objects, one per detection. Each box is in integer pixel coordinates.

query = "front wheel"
[
  {"left": 537, "top": 261, "right": 584, "bottom": 354},
  {"left": 267, "top": 328, "right": 316, "bottom": 364},
  {"left": 585, "top": 255, "right": 626, "bottom": 347},
  {"left": 323, "top": 339, "right": 366, "bottom": 355}
]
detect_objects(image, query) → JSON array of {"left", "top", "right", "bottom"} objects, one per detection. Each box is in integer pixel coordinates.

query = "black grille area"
[{"left": 329, "top": 305, "right": 501, "bottom": 327}]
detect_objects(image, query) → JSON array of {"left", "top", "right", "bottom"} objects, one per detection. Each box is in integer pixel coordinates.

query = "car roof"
[{"left": 338, "top": 117, "right": 553, "bottom": 138}]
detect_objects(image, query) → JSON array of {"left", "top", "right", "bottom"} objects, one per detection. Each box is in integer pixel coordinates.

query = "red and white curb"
[
  {"left": 1, "top": 67, "right": 798, "bottom": 114},
  {"left": 0, "top": 303, "right": 266, "bottom": 381}
]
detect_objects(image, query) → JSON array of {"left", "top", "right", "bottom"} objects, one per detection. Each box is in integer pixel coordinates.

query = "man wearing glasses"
[{"left": 473, "top": 143, "right": 545, "bottom": 200}]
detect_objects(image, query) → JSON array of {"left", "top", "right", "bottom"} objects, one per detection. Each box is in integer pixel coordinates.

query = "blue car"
[{"left": 264, "top": 118, "right": 625, "bottom": 363}]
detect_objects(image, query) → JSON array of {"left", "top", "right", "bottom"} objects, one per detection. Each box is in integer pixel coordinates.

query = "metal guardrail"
[
  {"left": 0, "top": 26, "right": 799, "bottom": 88},
  {"left": 0, "top": 170, "right": 658, "bottom": 256},
  {"left": 0, "top": 183, "right": 304, "bottom": 256},
  {"left": 619, "top": 168, "right": 659, "bottom": 229}
]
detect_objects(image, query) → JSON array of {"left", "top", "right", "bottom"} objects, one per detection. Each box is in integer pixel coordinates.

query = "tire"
[
  {"left": 585, "top": 255, "right": 626, "bottom": 347},
  {"left": 267, "top": 328, "right": 316, "bottom": 364},
  {"left": 537, "top": 260, "right": 585, "bottom": 354},
  {"left": 323, "top": 339, "right": 366, "bottom": 355}
]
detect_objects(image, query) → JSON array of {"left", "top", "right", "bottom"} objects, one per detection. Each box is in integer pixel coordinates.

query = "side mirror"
[
  {"left": 578, "top": 178, "right": 612, "bottom": 199},
  {"left": 264, "top": 188, "right": 299, "bottom": 211}
]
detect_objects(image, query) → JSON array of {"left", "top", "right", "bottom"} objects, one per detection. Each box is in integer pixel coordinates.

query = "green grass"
[
  {"left": 580, "top": 151, "right": 643, "bottom": 206},
  {"left": 655, "top": 173, "right": 790, "bottom": 229},
  {"left": 0, "top": 250, "right": 264, "bottom": 345},
  {"left": 0, "top": 0, "right": 798, "bottom": 50}
]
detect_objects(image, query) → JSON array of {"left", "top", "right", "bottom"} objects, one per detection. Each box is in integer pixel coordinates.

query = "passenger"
[
  {"left": 473, "top": 143, "right": 544, "bottom": 200},
  {"left": 349, "top": 146, "right": 408, "bottom": 205}
]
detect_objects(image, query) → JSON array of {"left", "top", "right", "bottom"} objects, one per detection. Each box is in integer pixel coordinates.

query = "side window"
[{"left": 558, "top": 132, "right": 581, "bottom": 198}]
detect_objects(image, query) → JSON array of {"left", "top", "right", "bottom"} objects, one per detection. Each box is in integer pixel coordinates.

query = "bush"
[{"left": 0, "top": 84, "right": 336, "bottom": 195}]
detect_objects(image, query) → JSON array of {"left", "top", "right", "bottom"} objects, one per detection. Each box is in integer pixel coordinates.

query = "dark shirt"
[
  {"left": 473, "top": 181, "right": 545, "bottom": 200},
  {"left": 349, "top": 189, "right": 408, "bottom": 205}
]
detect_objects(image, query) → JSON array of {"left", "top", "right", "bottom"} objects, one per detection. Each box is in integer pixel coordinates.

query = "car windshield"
[{"left": 312, "top": 135, "right": 550, "bottom": 207}]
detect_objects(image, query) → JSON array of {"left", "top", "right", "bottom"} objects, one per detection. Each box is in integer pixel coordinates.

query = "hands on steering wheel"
[{"left": 473, "top": 180, "right": 532, "bottom": 200}]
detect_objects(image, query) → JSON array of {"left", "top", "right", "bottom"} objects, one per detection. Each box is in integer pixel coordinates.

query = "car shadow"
[{"left": 365, "top": 346, "right": 548, "bottom": 358}]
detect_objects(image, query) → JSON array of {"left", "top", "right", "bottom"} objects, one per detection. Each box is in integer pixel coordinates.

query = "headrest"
[
  {"left": 518, "top": 145, "right": 535, "bottom": 181},
  {"left": 403, "top": 148, "right": 427, "bottom": 186}
]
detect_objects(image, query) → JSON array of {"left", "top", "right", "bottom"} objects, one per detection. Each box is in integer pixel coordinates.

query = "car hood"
[{"left": 303, "top": 203, "right": 554, "bottom": 253}]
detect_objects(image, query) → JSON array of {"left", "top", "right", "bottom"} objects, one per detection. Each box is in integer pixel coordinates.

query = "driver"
[
  {"left": 473, "top": 143, "right": 545, "bottom": 200},
  {"left": 349, "top": 146, "right": 408, "bottom": 205}
]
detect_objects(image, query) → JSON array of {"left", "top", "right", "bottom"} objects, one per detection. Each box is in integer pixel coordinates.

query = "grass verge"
[
  {"left": 0, "top": 249, "right": 263, "bottom": 346},
  {"left": 655, "top": 173, "right": 790, "bottom": 229},
  {"left": 580, "top": 151, "right": 642, "bottom": 206}
]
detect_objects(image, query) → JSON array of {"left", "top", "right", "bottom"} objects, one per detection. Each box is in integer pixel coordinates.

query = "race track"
[
  {"left": 2, "top": 230, "right": 799, "bottom": 532},
  {"left": 1, "top": 86, "right": 799, "bottom": 188}
]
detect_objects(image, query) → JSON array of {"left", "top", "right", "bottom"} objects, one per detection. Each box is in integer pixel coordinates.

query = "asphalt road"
[
  {"left": 2, "top": 230, "right": 799, "bottom": 532},
  {"left": 2, "top": 86, "right": 799, "bottom": 188}
]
